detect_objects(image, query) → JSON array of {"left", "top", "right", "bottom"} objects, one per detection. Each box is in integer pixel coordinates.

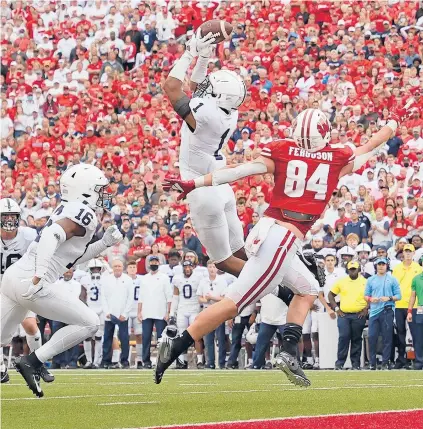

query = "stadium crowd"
[{"left": 1, "top": 0, "right": 423, "bottom": 370}]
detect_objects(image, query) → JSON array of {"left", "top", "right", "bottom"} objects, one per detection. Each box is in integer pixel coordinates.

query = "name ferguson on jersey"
[{"left": 288, "top": 146, "right": 333, "bottom": 161}]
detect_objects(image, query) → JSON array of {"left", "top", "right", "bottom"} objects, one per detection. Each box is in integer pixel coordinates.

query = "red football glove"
[{"left": 163, "top": 178, "right": 196, "bottom": 201}]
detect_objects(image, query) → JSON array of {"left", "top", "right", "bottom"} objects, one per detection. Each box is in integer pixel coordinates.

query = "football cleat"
[
  {"left": 196, "top": 361, "right": 205, "bottom": 369},
  {"left": 83, "top": 362, "right": 94, "bottom": 369},
  {"left": 39, "top": 365, "right": 55, "bottom": 383},
  {"left": 15, "top": 356, "right": 44, "bottom": 397},
  {"left": 1, "top": 368, "right": 9, "bottom": 384},
  {"left": 175, "top": 359, "right": 188, "bottom": 369},
  {"left": 275, "top": 351, "right": 311, "bottom": 387},
  {"left": 154, "top": 329, "right": 179, "bottom": 384}
]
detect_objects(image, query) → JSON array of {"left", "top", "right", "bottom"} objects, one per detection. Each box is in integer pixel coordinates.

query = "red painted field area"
[{"left": 144, "top": 410, "right": 423, "bottom": 429}]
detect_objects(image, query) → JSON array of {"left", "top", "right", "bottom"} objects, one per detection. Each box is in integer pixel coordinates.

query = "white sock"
[
  {"left": 94, "top": 340, "right": 102, "bottom": 366},
  {"left": 307, "top": 357, "right": 314, "bottom": 365},
  {"left": 135, "top": 344, "right": 142, "bottom": 361},
  {"left": 315, "top": 357, "right": 319, "bottom": 363},
  {"left": 112, "top": 349, "right": 120, "bottom": 363},
  {"left": 248, "top": 358, "right": 253, "bottom": 365},
  {"left": 197, "top": 354, "right": 204, "bottom": 364},
  {"left": 84, "top": 340, "right": 92, "bottom": 363},
  {"left": 35, "top": 325, "right": 95, "bottom": 363},
  {"left": 26, "top": 329, "right": 42, "bottom": 352}
]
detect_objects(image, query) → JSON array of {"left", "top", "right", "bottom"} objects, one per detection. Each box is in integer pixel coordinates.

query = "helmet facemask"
[
  {"left": 94, "top": 185, "right": 112, "bottom": 210},
  {"left": 1, "top": 212, "right": 20, "bottom": 231},
  {"left": 193, "top": 76, "right": 214, "bottom": 99}
]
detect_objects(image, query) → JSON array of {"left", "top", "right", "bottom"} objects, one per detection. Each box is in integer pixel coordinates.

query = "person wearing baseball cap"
[
  {"left": 407, "top": 254, "right": 423, "bottom": 369},
  {"left": 392, "top": 243, "right": 423, "bottom": 368},
  {"left": 364, "top": 257, "right": 401, "bottom": 370},
  {"left": 328, "top": 260, "right": 368, "bottom": 370}
]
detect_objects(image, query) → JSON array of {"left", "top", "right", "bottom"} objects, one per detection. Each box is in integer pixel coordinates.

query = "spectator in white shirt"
[
  {"left": 408, "top": 127, "right": 423, "bottom": 151},
  {"left": 197, "top": 261, "right": 228, "bottom": 369},
  {"left": 71, "top": 62, "right": 89, "bottom": 92},
  {"left": 156, "top": 7, "right": 176, "bottom": 42},
  {"left": 51, "top": 269, "right": 82, "bottom": 368},
  {"left": 138, "top": 256, "right": 172, "bottom": 368},
  {"left": 57, "top": 31, "right": 76, "bottom": 60},
  {"left": 100, "top": 259, "right": 133, "bottom": 368},
  {"left": 40, "top": 4, "right": 57, "bottom": 27}
]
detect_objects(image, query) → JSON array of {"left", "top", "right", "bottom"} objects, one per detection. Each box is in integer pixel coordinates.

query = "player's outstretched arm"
[
  {"left": 340, "top": 100, "right": 418, "bottom": 176},
  {"left": 163, "top": 156, "right": 274, "bottom": 200},
  {"left": 163, "top": 31, "right": 216, "bottom": 131}
]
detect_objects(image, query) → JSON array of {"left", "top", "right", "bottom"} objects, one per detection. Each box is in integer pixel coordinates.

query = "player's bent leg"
[
  {"left": 15, "top": 286, "right": 99, "bottom": 395},
  {"left": 22, "top": 314, "right": 54, "bottom": 382},
  {"left": 189, "top": 188, "right": 246, "bottom": 277},
  {"left": 1, "top": 294, "right": 28, "bottom": 385},
  {"left": 155, "top": 224, "right": 298, "bottom": 384},
  {"left": 215, "top": 255, "right": 246, "bottom": 279}
]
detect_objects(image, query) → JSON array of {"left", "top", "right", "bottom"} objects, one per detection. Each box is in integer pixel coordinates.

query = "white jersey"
[
  {"left": 80, "top": 274, "right": 103, "bottom": 313},
  {"left": 15, "top": 201, "right": 98, "bottom": 284},
  {"left": 172, "top": 272, "right": 202, "bottom": 314},
  {"left": 173, "top": 265, "right": 208, "bottom": 278},
  {"left": 129, "top": 274, "right": 141, "bottom": 316},
  {"left": 1, "top": 226, "right": 37, "bottom": 278},
  {"left": 179, "top": 97, "right": 238, "bottom": 180}
]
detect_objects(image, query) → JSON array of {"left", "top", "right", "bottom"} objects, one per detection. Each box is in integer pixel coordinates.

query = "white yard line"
[
  {"left": 97, "top": 401, "right": 158, "bottom": 406},
  {"left": 3, "top": 384, "right": 423, "bottom": 402},
  {"left": 178, "top": 383, "right": 218, "bottom": 386},
  {"left": 120, "top": 408, "right": 423, "bottom": 429}
]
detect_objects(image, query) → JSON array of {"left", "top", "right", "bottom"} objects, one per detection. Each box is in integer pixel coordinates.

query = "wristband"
[{"left": 407, "top": 309, "right": 413, "bottom": 314}]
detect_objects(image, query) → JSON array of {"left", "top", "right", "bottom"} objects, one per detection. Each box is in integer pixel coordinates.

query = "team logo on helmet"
[{"left": 317, "top": 116, "right": 330, "bottom": 139}]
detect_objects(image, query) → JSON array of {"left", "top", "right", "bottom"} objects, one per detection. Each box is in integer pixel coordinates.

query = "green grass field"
[{"left": 2, "top": 369, "right": 423, "bottom": 429}]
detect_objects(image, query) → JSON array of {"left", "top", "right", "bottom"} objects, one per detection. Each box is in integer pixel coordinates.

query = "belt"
[{"left": 282, "top": 209, "right": 318, "bottom": 223}]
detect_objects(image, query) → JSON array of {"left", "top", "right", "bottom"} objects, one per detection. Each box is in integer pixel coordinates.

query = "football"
[{"left": 199, "top": 19, "right": 233, "bottom": 43}]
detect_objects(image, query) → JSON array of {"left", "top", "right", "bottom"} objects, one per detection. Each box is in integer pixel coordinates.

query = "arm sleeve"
[
  {"left": 76, "top": 240, "right": 108, "bottom": 265},
  {"left": 211, "top": 161, "right": 268, "bottom": 186},
  {"left": 35, "top": 223, "right": 67, "bottom": 278}
]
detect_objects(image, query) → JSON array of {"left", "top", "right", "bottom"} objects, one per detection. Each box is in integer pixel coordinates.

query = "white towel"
[{"left": 245, "top": 217, "right": 275, "bottom": 257}]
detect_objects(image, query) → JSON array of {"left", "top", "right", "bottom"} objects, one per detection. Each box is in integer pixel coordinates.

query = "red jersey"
[{"left": 261, "top": 139, "right": 354, "bottom": 235}]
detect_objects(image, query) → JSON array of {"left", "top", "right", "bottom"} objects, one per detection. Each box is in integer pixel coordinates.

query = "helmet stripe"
[
  {"left": 304, "top": 108, "right": 315, "bottom": 151},
  {"left": 300, "top": 109, "right": 308, "bottom": 150}
]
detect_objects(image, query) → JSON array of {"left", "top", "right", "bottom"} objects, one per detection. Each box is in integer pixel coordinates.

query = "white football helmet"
[
  {"left": 356, "top": 243, "right": 371, "bottom": 253},
  {"left": 292, "top": 108, "right": 331, "bottom": 153},
  {"left": 87, "top": 258, "right": 103, "bottom": 280},
  {"left": 60, "top": 164, "right": 111, "bottom": 210},
  {"left": 0, "top": 198, "right": 21, "bottom": 231},
  {"left": 194, "top": 70, "right": 246, "bottom": 110}
]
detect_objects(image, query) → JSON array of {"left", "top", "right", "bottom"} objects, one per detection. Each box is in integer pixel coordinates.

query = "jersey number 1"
[{"left": 284, "top": 161, "right": 330, "bottom": 200}]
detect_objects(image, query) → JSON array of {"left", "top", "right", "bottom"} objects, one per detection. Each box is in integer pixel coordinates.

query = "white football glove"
[
  {"left": 196, "top": 28, "right": 216, "bottom": 58},
  {"left": 186, "top": 31, "right": 216, "bottom": 58},
  {"left": 21, "top": 278, "right": 47, "bottom": 301},
  {"left": 102, "top": 225, "right": 123, "bottom": 247}
]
